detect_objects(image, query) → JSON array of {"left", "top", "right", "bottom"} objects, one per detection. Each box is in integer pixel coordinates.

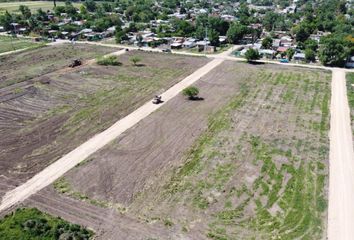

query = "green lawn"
[
  {"left": 0, "top": 35, "right": 41, "bottom": 54},
  {"left": 0, "top": 1, "right": 81, "bottom": 13},
  {"left": 0, "top": 208, "right": 93, "bottom": 239}
]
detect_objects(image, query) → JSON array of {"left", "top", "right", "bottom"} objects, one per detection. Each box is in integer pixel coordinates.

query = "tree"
[
  {"left": 304, "top": 39, "right": 318, "bottom": 51},
  {"left": 19, "top": 5, "right": 31, "bottom": 19},
  {"left": 263, "top": 12, "right": 278, "bottom": 31},
  {"left": 245, "top": 48, "right": 260, "bottom": 62},
  {"left": 136, "top": 34, "right": 143, "bottom": 46},
  {"left": 226, "top": 23, "right": 248, "bottom": 44},
  {"left": 84, "top": 0, "right": 96, "bottom": 12},
  {"left": 304, "top": 48, "right": 316, "bottom": 62},
  {"left": 262, "top": 36, "right": 273, "bottom": 49},
  {"left": 319, "top": 35, "right": 350, "bottom": 67},
  {"left": 0, "top": 11, "right": 13, "bottom": 31},
  {"left": 208, "top": 29, "right": 219, "bottom": 46},
  {"left": 286, "top": 48, "right": 295, "bottom": 61},
  {"left": 115, "top": 28, "right": 127, "bottom": 43},
  {"left": 182, "top": 86, "right": 199, "bottom": 100},
  {"left": 130, "top": 56, "right": 142, "bottom": 66}
]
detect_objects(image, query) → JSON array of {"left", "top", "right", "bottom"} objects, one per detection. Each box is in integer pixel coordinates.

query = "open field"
[
  {"left": 0, "top": 43, "right": 114, "bottom": 88},
  {"left": 0, "top": 44, "right": 209, "bottom": 198},
  {"left": 347, "top": 73, "right": 354, "bottom": 138},
  {"left": 0, "top": 35, "right": 42, "bottom": 54},
  {"left": 0, "top": 1, "right": 81, "bottom": 13},
  {"left": 51, "top": 61, "right": 330, "bottom": 239}
]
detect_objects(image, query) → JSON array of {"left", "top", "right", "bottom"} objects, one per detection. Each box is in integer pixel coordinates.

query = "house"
[
  {"left": 276, "top": 46, "right": 288, "bottom": 53},
  {"left": 221, "top": 14, "right": 236, "bottom": 22},
  {"left": 196, "top": 40, "right": 214, "bottom": 52},
  {"left": 169, "top": 13, "right": 187, "bottom": 19},
  {"left": 171, "top": 42, "right": 183, "bottom": 49},
  {"left": 183, "top": 38, "right": 197, "bottom": 48},
  {"left": 272, "top": 39, "right": 281, "bottom": 48},
  {"left": 259, "top": 49, "right": 275, "bottom": 59},
  {"left": 345, "top": 56, "right": 354, "bottom": 68},
  {"left": 293, "top": 52, "right": 306, "bottom": 61},
  {"left": 219, "top": 36, "right": 227, "bottom": 44}
]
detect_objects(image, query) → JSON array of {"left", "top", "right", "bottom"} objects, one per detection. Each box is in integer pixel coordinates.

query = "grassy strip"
[
  {"left": 0, "top": 208, "right": 93, "bottom": 239},
  {"left": 165, "top": 84, "right": 249, "bottom": 195},
  {"left": 346, "top": 73, "right": 354, "bottom": 135},
  {"left": 0, "top": 36, "right": 44, "bottom": 54},
  {"left": 53, "top": 177, "right": 127, "bottom": 212},
  {"left": 54, "top": 177, "right": 109, "bottom": 209}
]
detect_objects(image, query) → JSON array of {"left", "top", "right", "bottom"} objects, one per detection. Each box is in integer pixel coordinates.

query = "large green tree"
[
  {"left": 226, "top": 23, "right": 248, "bottom": 44},
  {"left": 319, "top": 35, "right": 351, "bottom": 67}
]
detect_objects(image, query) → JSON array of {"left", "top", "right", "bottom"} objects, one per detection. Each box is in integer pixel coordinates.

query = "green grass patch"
[
  {"left": 0, "top": 36, "right": 42, "bottom": 54},
  {"left": 0, "top": 208, "right": 93, "bottom": 239},
  {"left": 96, "top": 55, "right": 122, "bottom": 66},
  {"left": 54, "top": 177, "right": 109, "bottom": 208}
]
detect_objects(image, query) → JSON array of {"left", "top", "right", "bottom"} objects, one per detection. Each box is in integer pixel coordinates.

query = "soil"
[
  {"left": 58, "top": 62, "right": 331, "bottom": 239},
  {"left": 0, "top": 46, "right": 209, "bottom": 196}
]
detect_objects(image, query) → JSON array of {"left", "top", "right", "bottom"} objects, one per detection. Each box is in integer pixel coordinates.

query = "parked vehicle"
[
  {"left": 152, "top": 95, "right": 162, "bottom": 104},
  {"left": 69, "top": 59, "right": 82, "bottom": 68},
  {"left": 279, "top": 58, "right": 289, "bottom": 63}
]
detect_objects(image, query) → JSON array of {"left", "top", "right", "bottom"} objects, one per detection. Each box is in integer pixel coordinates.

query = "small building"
[
  {"left": 259, "top": 49, "right": 275, "bottom": 59},
  {"left": 277, "top": 46, "right": 289, "bottom": 53},
  {"left": 293, "top": 52, "right": 305, "bottom": 61},
  {"left": 171, "top": 42, "right": 183, "bottom": 49},
  {"left": 345, "top": 56, "right": 354, "bottom": 68},
  {"left": 183, "top": 40, "right": 196, "bottom": 48},
  {"left": 219, "top": 36, "right": 227, "bottom": 44}
]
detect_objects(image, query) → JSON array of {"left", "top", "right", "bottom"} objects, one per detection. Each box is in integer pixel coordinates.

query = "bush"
[
  {"left": 96, "top": 55, "right": 121, "bottom": 66},
  {"left": 245, "top": 48, "right": 260, "bottom": 62},
  {"left": 130, "top": 56, "right": 142, "bottom": 66},
  {"left": 182, "top": 86, "right": 199, "bottom": 99}
]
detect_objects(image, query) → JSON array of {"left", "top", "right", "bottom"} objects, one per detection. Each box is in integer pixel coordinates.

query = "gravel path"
[{"left": 328, "top": 69, "right": 354, "bottom": 240}]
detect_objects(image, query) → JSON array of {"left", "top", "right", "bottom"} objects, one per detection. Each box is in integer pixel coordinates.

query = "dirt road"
[
  {"left": 0, "top": 58, "right": 224, "bottom": 212},
  {"left": 328, "top": 69, "right": 354, "bottom": 240}
]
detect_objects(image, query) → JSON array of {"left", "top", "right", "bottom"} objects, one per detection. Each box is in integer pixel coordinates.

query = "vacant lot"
[
  {"left": 0, "top": 45, "right": 209, "bottom": 193},
  {"left": 347, "top": 73, "right": 354, "bottom": 138},
  {"left": 0, "top": 43, "right": 114, "bottom": 88},
  {"left": 0, "top": 35, "right": 42, "bottom": 54},
  {"left": 58, "top": 62, "right": 330, "bottom": 239},
  {"left": 0, "top": 1, "right": 81, "bottom": 13}
]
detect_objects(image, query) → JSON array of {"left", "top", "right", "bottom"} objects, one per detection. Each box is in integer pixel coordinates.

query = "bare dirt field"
[
  {"left": 51, "top": 61, "right": 330, "bottom": 239},
  {"left": 0, "top": 46, "right": 209, "bottom": 198}
]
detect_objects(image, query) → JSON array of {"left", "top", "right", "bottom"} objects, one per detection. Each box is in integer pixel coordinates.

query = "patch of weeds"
[
  {"left": 96, "top": 55, "right": 122, "bottom": 66},
  {"left": 163, "top": 219, "right": 174, "bottom": 227},
  {"left": 54, "top": 177, "right": 109, "bottom": 208}
]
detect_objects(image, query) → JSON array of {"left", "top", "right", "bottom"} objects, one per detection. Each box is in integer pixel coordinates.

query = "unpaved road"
[
  {"left": 328, "top": 69, "right": 354, "bottom": 240},
  {"left": 0, "top": 58, "right": 224, "bottom": 212}
]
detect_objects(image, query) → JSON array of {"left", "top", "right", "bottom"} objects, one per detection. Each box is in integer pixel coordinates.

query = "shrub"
[
  {"left": 130, "top": 56, "right": 142, "bottom": 66},
  {"left": 96, "top": 55, "right": 121, "bottom": 66},
  {"left": 182, "top": 86, "right": 199, "bottom": 99},
  {"left": 245, "top": 48, "right": 260, "bottom": 62}
]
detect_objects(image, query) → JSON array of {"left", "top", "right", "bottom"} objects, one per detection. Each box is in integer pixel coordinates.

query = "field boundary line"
[{"left": 0, "top": 58, "right": 224, "bottom": 212}]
